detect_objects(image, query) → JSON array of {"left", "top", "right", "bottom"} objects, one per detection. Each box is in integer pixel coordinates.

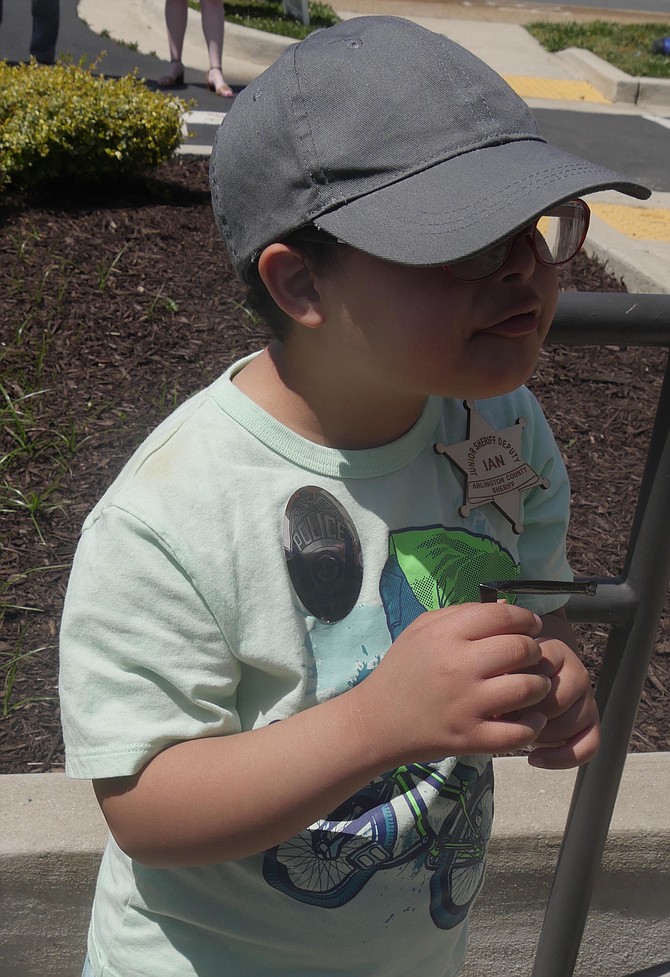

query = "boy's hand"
[
  {"left": 353, "top": 602, "right": 553, "bottom": 767},
  {"left": 523, "top": 611, "right": 600, "bottom": 770}
]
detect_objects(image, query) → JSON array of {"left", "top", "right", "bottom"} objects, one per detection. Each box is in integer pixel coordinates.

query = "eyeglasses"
[
  {"left": 280, "top": 198, "right": 590, "bottom": 278},
  {"left": 444, "top": 199, "right": 591, "bottom": 282}
]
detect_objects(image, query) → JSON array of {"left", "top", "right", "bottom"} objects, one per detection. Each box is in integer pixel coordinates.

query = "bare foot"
[{"left": 206, "top": 67, "right": 233, "bottom": 98}]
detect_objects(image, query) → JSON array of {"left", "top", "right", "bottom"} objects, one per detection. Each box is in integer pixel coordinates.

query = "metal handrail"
[{"left": 529, "top": 292, "right": 670, "bottom": 977}]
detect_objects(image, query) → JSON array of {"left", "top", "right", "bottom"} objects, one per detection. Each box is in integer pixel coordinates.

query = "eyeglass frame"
[
  {"left": 267, "top": 198, "right": 591, "bottom": 279},
  {"left": 443, "top": 198, "right": 591, "bottom": 282}
]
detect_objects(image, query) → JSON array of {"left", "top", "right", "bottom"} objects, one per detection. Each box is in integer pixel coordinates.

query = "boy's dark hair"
[{"left": 244, "top": 229, "right": 342, "bottom": 343}]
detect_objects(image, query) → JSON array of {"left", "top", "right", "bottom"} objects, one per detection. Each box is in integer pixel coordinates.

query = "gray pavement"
[
  {"left": 1, "top": 0, "right": 669, "bottom": 291},
  {"left": 0, "top": 0, "right": 244, "bottom": 103},
  {"left": 535, "top": 107, "right": 670, "bottom": 191}
]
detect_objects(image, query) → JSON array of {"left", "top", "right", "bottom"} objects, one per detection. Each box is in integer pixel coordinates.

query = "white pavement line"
[
  {"left": 643, "top": 113, "right": 670, "bottom": 131},
  {"left": 184, "top": 111, "right": 227, "bottom": 126},
  {"left": 177, "top": 144, "right": 213, "bottom": 156}
]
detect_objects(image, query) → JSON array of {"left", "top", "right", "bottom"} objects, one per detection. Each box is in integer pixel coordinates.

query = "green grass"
[
  {"left": 0, "top": 236, "right": 90, "bottom": 551},
  {"left": 189, "top": 0, "right": 340, "bottom": 40},
  {"left": 0, "top": 568, "right": 66, "bottom": 717},
  {"left": 0, "top": 377, "right": 74, "bottom": 544},
  {"left": 1, "top": 641, "right": 54, "bottom": 718},
  {"left": 0, "top": 232, "right": 109, "bottom": 716},
  {"left": 526, "top": 21, "right": 670, "bottom": 78}
]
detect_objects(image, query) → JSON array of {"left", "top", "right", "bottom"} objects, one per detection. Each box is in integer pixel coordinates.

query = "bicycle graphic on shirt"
[{"left": 263, "top": 759, "right": 493, "bottom": 930}]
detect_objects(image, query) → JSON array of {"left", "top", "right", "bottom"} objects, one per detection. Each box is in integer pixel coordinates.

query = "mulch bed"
[{"left": 1, "top": 156, "right": 668, "bottom": 774}]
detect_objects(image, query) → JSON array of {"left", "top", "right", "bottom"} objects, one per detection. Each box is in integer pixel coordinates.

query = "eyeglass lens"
[{"left": 446, "top": 199, "right": 589, "bottom": 281}]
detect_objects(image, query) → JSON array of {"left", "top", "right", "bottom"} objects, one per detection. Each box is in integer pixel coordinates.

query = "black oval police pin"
[{"left": 283, "top": 486, "right": 363, "bottom": 623}]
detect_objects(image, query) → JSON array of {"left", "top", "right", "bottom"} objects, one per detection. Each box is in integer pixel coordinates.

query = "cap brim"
[{"left": 315, "top": 139, "right": 651, "bottom": 265}]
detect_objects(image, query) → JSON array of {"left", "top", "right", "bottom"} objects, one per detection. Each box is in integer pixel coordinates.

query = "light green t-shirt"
[{"left": 60, "top": 354, "right": 572, "bottom": 977}]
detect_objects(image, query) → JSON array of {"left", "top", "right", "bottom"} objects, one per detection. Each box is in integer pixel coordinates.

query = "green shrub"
[{"left": 0, "top": 60, "right": 187, "bottom": 194}]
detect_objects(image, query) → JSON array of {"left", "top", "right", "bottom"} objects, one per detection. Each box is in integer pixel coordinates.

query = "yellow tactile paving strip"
[
  {"left": 504, "top": 75, "right": 611, "bottom": 104},
  {"left": 590, "top": 203, "right": 670, "bottom": 241}
]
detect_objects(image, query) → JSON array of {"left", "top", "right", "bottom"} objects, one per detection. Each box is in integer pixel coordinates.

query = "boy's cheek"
[{"left": 539, "top": 267, "right": 560, "bottom": 338}]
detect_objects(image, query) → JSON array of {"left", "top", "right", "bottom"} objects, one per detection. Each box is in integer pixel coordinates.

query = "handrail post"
[{"left": 529, "top": 295, "right": 670, "bottom": 977}]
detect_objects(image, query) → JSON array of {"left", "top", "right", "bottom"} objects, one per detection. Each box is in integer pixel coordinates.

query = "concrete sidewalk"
[{"left": 79, "top": 0, "right": 670, "bottom": 105}]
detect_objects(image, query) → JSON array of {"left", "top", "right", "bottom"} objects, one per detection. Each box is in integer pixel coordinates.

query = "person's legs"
[
  {"left": 200, "top": 0, "right": 232, "bottom": 96},
  {"left": 30, "top": 0, "right": 59, "bottom": 64},
  {"left": 159, "top": 0, "right": 187, "bottom": 86}
]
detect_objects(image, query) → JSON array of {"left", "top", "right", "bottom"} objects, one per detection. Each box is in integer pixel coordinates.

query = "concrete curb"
[
  {"left": 464, "top": 754, "right": 670, "bottom": 977},
  {"left": 582, "top": 189, "right": 670, "bottom": 295},
  {"left": 557, "top": 46, "right": 670, "bottom": 107},
  {"left": 223, "top": 20, "right": 295, "bottom": 66},
  {"left": 585, "top": 234, "right": 670, "bottom": 296},
  {"left": 2, "top": 753, "right": 669, "bottom": 977}
]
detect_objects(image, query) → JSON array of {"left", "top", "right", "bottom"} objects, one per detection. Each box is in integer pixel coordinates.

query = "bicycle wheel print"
[
  {"left": 263, "top": 799, "right": 398, "bottom": 908},
  {"left": 428, "top": 760, "right": 494, "bottom": 929}
]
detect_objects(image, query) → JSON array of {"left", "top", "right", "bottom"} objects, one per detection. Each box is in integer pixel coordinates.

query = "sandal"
[
  {"left": 158, "top": 60, "right": 184, "bottom": 88},
  {"left": 206, "top": 66, "right": 233, "bottom": 98}
]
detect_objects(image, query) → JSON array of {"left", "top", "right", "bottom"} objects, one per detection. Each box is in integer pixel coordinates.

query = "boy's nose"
[{"left": 499, "top": 230, "right": 537, "bottom": 281}]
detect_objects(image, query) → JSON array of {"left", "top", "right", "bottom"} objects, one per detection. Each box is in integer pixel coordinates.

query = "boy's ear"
[{"left": 257, "top": 243, "right": 325, "bottom": 329}]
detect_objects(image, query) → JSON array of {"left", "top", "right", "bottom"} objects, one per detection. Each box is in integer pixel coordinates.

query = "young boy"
[{"left": 59, "top": 16, "right": 650, "bottom": 977}]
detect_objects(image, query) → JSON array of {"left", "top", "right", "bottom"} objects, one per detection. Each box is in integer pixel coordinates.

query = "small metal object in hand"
[{"left": 479, "top": 579, "right": 598, "bottom": 603}]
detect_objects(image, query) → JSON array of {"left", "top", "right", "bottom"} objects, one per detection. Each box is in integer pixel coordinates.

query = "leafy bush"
[{"left": 0, "top": 60, "right": 186, "bottom": 194}]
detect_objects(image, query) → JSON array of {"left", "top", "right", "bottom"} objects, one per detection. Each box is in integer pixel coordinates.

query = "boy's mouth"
[{"left": 482, "top": 312, "right": 540, "bottom": 337}]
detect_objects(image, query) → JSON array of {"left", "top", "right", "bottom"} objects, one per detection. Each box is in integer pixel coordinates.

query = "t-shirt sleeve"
[
  {"left": 59, "top": 504, "right": 242, "bottom": 779},
  {"left": 515, "top": 391, "right": 573, "bottom": 615}
]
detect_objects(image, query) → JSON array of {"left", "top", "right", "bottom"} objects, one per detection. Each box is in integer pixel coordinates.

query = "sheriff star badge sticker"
[{"left": 434, "top": 400, "right": 549, "bottom": 534}]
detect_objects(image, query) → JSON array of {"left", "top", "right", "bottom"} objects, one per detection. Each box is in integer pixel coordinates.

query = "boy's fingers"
[
  {"left": 528, "top": 723, "right": 601, "bottom": 770},
  {"left": 534, "top": 690, "right": 599, "bottom": 734},
  {"left": 477, "top": 711, "right": 548, "bottom": 753},
  {"left": 475, "top": 635, "right": 545, "bottom": 679},
  {"left": 439, "top": 602, "right": 543, "bottom": 642},
  {"left": 481, "top": 672, "right": 553, "bottom": 715}
]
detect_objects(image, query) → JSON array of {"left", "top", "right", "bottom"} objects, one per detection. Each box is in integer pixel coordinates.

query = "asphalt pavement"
[{"left": 1, "top": 0, "right": 669, "bottom": 292}]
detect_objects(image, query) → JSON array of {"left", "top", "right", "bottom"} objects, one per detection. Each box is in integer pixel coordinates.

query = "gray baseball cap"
[{"left": 210, "top": 15, "right": 650, "bottom": 282}]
